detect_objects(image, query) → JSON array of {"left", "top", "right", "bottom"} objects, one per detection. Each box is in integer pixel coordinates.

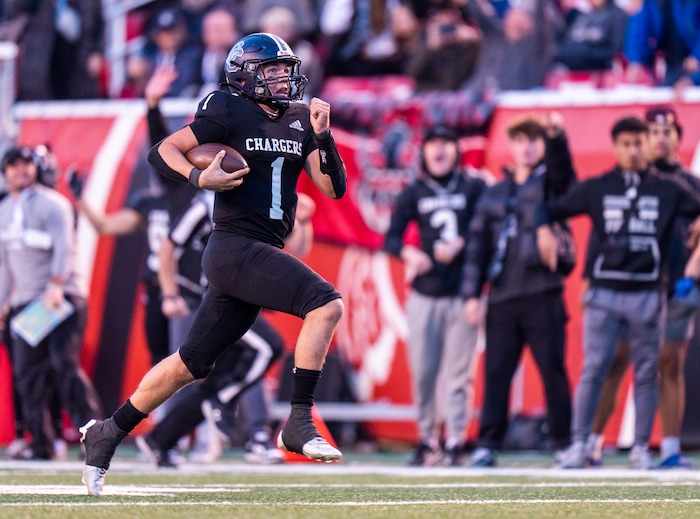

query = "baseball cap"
[
  {"left": 423, "top": 125, "right": 458, "bottom": 143},
  {"left": 2, "top": 146, "right": 35, "bottom": 170},
  {"left": 152, "top": 8, "right": 186, "bottom": 32},
  {"left": 645, "top": 106, "right": 682, "bottom": 136}
]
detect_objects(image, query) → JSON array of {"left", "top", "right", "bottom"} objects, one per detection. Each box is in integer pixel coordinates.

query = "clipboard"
[{"left": 10, "top": 298, "right": 75, "bottom": 347}]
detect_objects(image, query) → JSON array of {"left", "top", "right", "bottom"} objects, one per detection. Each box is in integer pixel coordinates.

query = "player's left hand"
[
  {"left": 310, "top": 97, "right": 331, "bottom": 135},
  {"left": 199, "top": 150, "right": 249, "bottom": 192}
]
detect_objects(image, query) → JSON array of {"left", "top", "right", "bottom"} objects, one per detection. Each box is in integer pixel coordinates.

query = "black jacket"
[{"left": 462, "top": 132, "right": 576, "bottom": 303}]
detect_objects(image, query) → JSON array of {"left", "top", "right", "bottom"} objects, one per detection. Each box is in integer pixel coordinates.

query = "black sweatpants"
[{"left": 477, "top": 290, "right": 572, "bottom": 451}]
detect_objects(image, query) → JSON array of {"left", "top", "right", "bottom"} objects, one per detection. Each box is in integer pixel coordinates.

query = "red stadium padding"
[
  {"left": 0, "top": 343, "right": 14, "bottom": 444},
  {"left": 3, "top": 92, "right": 700, "bottom": 449}
]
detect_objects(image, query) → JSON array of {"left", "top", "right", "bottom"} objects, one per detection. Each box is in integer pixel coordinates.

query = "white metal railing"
[
  {"left": 0, "top": 41, "right": 18, "bottom": 157},
  {"left": 102, "top": 0, "right": 155, "bottom": 97}
]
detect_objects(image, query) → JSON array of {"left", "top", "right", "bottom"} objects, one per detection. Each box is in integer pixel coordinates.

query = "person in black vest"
[{"left": 463, "top": 112, "right": 576, "bottom": 467}]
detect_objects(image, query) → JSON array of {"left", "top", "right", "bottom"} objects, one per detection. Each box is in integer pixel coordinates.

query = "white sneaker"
[
  {"left": 557, "top": 441, "right": 586, "bottom": 469},
  {"left": 53, "top": 439, "right": 68, "bottom": 461},
  {"left": 244, "top": 431, "right": 284, "bottom": 464},
  {"left": 629, "top": 444, "right": 652, "bottom": 470},
  {"left": 4, "top": 438, "right": 28, "bottom": 459},
  {"left": 188, "top": 437, "right": 223, "bottom": 464}
]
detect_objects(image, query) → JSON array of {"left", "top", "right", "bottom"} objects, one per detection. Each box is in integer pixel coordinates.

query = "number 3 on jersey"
[{"left": 431, "top": 208, "right": 458, "bottom": 242}]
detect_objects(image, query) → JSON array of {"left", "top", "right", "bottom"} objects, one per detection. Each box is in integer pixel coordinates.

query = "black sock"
[
  {"left": 290, "top": 367, "right": 321, "bottom": 406},
  {"left": 112, "top": 399, "right": 148, "bottom": 433}
]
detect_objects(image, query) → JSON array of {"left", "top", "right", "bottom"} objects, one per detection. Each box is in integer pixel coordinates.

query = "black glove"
[{"left": 66, "top": 166, "right": 83, "bottom": 199}]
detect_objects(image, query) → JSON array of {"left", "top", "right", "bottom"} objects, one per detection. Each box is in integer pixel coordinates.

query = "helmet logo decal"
[{"left": 226, "top": 41, "right": 245, "bottom": 71}]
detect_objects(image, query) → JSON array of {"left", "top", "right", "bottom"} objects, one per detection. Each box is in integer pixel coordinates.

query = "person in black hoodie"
[
  {"left": 539, "top": 116, "right": 700, "bottom": 469},
  {"left": 383, "top": 125, "right": 486, "bottom": 467},
  {"left": 462, "top": 112, "right": 576, "bottom": 467},
  {"left": 581, "top": 107, "right": 700, "bottom": 469}
]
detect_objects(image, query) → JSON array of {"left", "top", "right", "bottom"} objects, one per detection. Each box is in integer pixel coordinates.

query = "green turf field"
[{"left": 2, "top": 446, "right": 700, "bottom": 518}]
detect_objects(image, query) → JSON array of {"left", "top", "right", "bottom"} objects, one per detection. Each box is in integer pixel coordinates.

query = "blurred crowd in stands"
[{"left": 1, "top": 0, "right": 700, "bottom": 103}]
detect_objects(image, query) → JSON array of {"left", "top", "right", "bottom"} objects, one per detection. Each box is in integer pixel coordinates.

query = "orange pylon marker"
[{"left": 276, "top": 405, "right": 340, "bottom": 463}]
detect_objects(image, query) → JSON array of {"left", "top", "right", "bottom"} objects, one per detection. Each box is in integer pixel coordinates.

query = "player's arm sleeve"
[
  {"left": 148, "top": 139, "right": 188, "bottom": 184},
  {"left": 314, "top": 130, "right": 347, "bottom": 198},
  {"left": 147, "top": 106, "right": 170, "bottom": 147}
]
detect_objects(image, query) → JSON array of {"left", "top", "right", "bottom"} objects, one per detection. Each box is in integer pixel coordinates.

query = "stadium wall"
[{"left": 2, "top": 86, "right": 700, "bottom": 449}]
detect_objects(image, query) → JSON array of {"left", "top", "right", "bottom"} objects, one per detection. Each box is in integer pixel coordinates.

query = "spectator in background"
[
  {"left": 551, "top": 0, "right": 628, "bottom": 73},
  {"left": 0, "top": 146, "right": 104, "bottom": 459},
  {"left": 72, "top": 177, "right": 172, "bottom": 368},
  {"left": 624, "top": 0, "right": 700, "bottom": 88},
  {"left": 390, "top": 2, "right": 423, "bottom": 67},
  {"left": 2, "top": 144, "right": 71, "bottom": 461},
  {"left": 198, "top": 6, "right": 240, "bottom": 95},
  {"left": 586, "top": 107, "right": 700, "bottom": 469},
  {"left": 126, "top": 7, "right": 202, "bottom": 98},
  {"left": 72, "top": 64, "right": 196, "bottom": 367},
  {"left": 404, "top": 4, "right": 482, "bottom": 92},
  {"left": 180, "top": 0, "right": 237, "bottom": 46},
  {"left": 463, "top": 113, "right": 575, "bottom": 468},
  {"left": 258, "top": 6, "right": 325, "bottom": 101},
  {"left": 11, "top": 0, "right": 105, "bottom": 100},
  {"left": 546, "top": 117, "right": 700, "bottom": 470},
  {"left": 462, "top": 0, "right": 559, "bottom": 92},
  {"left": 320, "top": 0, "right": 408, "bottom": 77},
  {"left": 72, "top": 62, "right": 195, "bottom": 446},
  {"left": 240, "top": 0, "right": 319, "bottom": 39},
  {"left": 383, "top": 126, "right": 485, "bottom": 467},
  {"left": 143, "top": 64, "right": 198, "bottom": 217}
]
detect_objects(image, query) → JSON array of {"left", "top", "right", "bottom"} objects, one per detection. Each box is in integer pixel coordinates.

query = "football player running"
[{"left": 80, "top": 33, "right": 347, "bottom": 496}]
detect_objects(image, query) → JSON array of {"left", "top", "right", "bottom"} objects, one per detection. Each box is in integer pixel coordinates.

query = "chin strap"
[{"left": 315, "top": 130, "right": 347, "bottom": 198}]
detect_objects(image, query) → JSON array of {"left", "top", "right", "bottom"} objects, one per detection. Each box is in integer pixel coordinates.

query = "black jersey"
[
  {"left": 125, "top": 186, "right": 170, "bottom": 284},
  {"left": 169, "top": 192, "right": 214, "bottom": 300},
  {"left": 383, "top": 171, "right": 486, "bottom": 297},
  {"left": 189, "top": 91, "right": 319, "bottom": 249}
]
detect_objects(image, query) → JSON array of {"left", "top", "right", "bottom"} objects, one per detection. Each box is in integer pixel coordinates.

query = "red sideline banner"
[{"left": 3, "top": 87, "right": 700, "bottom": 448}]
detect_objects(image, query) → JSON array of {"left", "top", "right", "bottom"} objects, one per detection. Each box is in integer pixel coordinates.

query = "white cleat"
[
  {"left": 277, "top": 431, "right": 342, "bottom": 462},
  {"left": 81, "top": 466, "right": 107, "bottom": 496}
]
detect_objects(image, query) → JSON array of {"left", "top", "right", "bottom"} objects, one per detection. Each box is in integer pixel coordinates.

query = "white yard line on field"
[
  {"left": 4, "top": 498, "right": 700, "bottom": 507},
  {"left": 2, "top": 480, "right": 700, "bottom": 496}
]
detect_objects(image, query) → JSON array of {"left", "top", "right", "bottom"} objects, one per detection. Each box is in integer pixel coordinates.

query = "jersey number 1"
[{"left": 269, "top": 156, "right": 284, "bottom": 220}]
